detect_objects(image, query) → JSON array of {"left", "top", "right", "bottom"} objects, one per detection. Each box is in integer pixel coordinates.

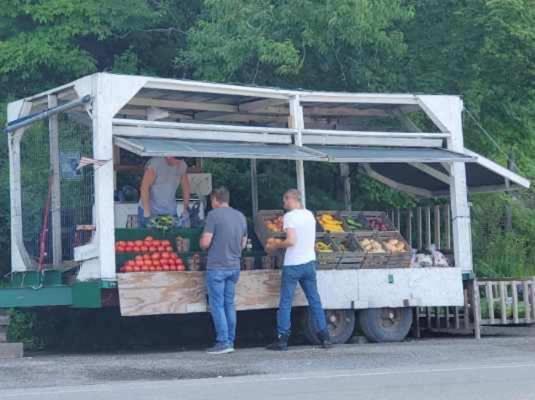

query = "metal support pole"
[
  {"left": 289, "top": 96, "right": 306, "bottom": 207},
  {"left": 5, "top": 95, "right": 91, "bottom": 134},
  {"left": 250, "top": 159, "right": 259, "bottom": 217},
  {"left": 48, "top": 95, "right": 63, "bottom": 266}
]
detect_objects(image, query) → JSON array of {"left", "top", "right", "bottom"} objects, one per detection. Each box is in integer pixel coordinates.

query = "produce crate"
[
  {"left": 339, "top": 212, "right": 369, "bottom": 232},
  {"left": 345, "top": 211, "right": 396, "bottom": 232},
  {"left": 316, "top": 234, "right": 364, "bottom": 270},
  {"left": 315, "top": 211, "right": 346, "bottom": 233},
  {"left": 254, "top": 210, "right": 285, "bottom": 247},
  {"left": 377, "top": 231, "right": 412, "bottom": 268},
  {"left": 354, "top": 232, "right": 388, "bottom": 269}
]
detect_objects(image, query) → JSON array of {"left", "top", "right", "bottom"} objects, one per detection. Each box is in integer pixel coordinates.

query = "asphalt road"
[{"left": 2, "top": 328, "right": 535, "bottom": 400}]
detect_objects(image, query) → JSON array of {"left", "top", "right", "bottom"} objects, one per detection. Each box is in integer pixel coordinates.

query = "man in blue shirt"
[{"left": 200, "top": 187, "right": 248, "bottom": 354}]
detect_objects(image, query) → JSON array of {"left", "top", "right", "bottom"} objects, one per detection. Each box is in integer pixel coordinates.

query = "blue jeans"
[
  {"left": 206, "top": 269, "right": 241, "bottom": 346},
  {"left": 277, "top": 261, "right": 327, "bottom": 336}
]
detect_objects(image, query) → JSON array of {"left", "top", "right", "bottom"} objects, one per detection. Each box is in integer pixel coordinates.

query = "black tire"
[
  {"left": 302, "top": 309, "right": 356, "bottom": 345},
  {"left": 358, "top": 307, "right": 413, "bottom": 343}
]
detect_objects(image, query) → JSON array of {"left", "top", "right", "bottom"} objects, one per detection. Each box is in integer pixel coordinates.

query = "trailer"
[{"left": 1, "top": 73, "right": 531, "bottom": 345}]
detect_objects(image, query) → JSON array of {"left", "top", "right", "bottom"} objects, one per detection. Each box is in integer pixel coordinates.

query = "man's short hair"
[
  {"left": 211, "top": 186, "right": 230, "bottom": 203},
  {"left": 284, "top": 188, "right": 302, "bottom": 204}
]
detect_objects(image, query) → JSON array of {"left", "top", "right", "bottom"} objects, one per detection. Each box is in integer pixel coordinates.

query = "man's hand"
[{"left": 143, "top": 210, "right": 151, "bottom": 218}]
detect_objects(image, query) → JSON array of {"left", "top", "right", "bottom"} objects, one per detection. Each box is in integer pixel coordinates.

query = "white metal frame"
[{"left": 6, "top": 73, "right": 530, "bottom": 283}]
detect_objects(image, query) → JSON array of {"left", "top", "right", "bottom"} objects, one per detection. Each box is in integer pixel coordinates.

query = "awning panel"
[
  {"left": 309, "top": 146, "right": 473, "bottom": 163},
  {"left": 114, "top": 137, "right": 323, "bottom": 161},
  {"left": 365, "top": 148, "right": 530, "bottom": 196}
]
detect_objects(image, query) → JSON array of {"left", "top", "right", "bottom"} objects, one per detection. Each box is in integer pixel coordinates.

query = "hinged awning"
[
  {"left": 309, "top": 145, "right": 473, "bottom": 163},
  {"left": 114, "top": 136, "right": 530, "bottom": 196},
  {"left": 363, "top": 148, "right": 530, "bottom": 196},
  {"left": 114, "top": 136, "right": 323, "bottom": 161}
]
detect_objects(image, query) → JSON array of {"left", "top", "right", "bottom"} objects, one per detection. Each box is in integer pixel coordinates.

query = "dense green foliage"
[{"left": 1, "top": 0, "right": 534, "bottom": 282}]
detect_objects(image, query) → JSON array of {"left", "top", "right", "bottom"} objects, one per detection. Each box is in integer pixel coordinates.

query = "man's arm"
[
  {"left": 200, "top": 212, "right": 215, "bottom": 250},
  {"left": 200, "top": 232, "right": 213, "bottom": 250},
  {"left": 140, "top": 167, "right": 156, "bottom": 217},
  {"left": 268, "top": 227, "right": 296, "bottom": 251},
  {"left": 180, "top": 168, "right": 191, "bottom": 213}
]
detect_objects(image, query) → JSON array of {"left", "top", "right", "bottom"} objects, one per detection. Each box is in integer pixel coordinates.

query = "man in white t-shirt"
[{"left": 266, "top": 189, "right": 331, "bottom": 351}]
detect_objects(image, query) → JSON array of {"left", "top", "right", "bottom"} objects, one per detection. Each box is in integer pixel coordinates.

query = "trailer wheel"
[
  {"left": 302, "top": 309, "right": 356, "bottom": 345},
  {"left": 358, "top": 307, "right": 413, "bottom": 343}
]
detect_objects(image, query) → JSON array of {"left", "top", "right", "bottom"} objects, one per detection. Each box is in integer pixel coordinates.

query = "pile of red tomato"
[
  {"left": 116, "top": 236, "right": 186, "bottom": 273},
  {"left": 115, "top": 237, "right": 173, "bottom": 253}
]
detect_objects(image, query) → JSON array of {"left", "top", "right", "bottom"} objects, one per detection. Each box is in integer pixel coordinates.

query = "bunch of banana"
[
  {"left": 315, "top": 241, "right": 333, "bottom": 253},
  {"left": 148, "top": 215, "right": 176, "bottom": 231},
  {"left": 317, "top": 214, "right": 345, "bottom": 233}
]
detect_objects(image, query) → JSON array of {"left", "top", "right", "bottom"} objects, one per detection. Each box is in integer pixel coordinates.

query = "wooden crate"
[
  {"left": 254, "top": 210, "right": 285, "bottom": 247},
  {"left": 377, "top": 231, "right": 412, "bottom": 269},
  {"left": 350, "top": 211, "right": 396, "bottom": 233},
  {"left": 315, "top": 210, "right": 346, "bottom": 234},
  {"left": 354, "top": 232, "right": 388, "bottom": 269},
  {"left": 317, "top": 234, "right": 365, "bottom": 269}
]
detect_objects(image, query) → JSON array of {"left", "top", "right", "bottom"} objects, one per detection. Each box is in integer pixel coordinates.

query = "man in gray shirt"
[
  {"left": 138, "top": 157, "right": 191, "bottom": 226},
  {"left": 200, "top": 187, "right": 247, "bottom": 354}
]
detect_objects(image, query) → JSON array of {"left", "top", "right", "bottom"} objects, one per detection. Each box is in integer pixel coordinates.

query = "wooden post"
[
  {"left": 444, "top": 205, "right": 452, "bottom": 250},
  {"left": 416, "top": 207, "right": 423, "bottom": 250},
  {"left": 499, "top": 282, "right": 507, "bottom": 324},
  {"left": 454, "top": 306, "right": 460, "bottom": 329},
  {"left": 486, "top": 282, "right": 495, "bottom": 325},
  {"left": 523, "top": 280, "right": 530, "bottom": 324},
  {"left": 463, "top": 287, "right": 470, "bottom": 329},
  {"left": 340, "top": 163, "right": 351, "bottom": 211},
  {"left": 434, "top": 205, "right": 441, "bottom": 250},
  {"left": 426, "top": 307, "right": 432, "bottom": 329},
  {"left": 250, "top": 159, "right": 259, "bottom": 218},
  {"left": 48, "top": 94, "right": 63, "bottom": 266},
  {"left": 395, "top": 208, "right": 401, "bottom": 231},
  {"left": 405, "top": 209, "right": 413, "bottom": 248},
  {"left": 512, "top": 282, "right": 519, "bottom": 324},
  {"left": 425, "top": 206, "right": 432, "bottom": 249},
  {"left": 289, "top": 96, "right": 306, "bottom": 206},
  {"left": 472, "top": 279, "right": 481, "bottom": 339}
]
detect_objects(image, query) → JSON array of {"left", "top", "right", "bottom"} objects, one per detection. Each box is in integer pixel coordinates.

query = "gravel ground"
[{"left": 1, "top": 326, "right": 534, "bottom": 390}]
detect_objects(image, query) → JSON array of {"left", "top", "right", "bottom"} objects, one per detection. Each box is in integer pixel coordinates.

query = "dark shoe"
[
  {"left": 207, "top": 343, "right": 234, "bottom": 355},
  {"left": 266, "top": 334, "right": 289, "bottom": 351},
  {"left": 318, "top": 330, "right": 332, "bottom": 349}
]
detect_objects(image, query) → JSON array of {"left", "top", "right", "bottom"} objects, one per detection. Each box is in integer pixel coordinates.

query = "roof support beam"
[
  {"left": 361, "top": 164, "right": 433, "bottom": 198},
  {"left": 238, "top": 98, "right": 288, "bottom": 112},
  {"left": 410, "top": 163, "right": 451, "bottom": 185},
  {"left": 128, "top": 97, "right": 238, "bottom": 113}
]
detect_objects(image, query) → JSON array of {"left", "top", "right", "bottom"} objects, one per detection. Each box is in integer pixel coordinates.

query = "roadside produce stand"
[{"left": 2, "top": 73, "right": 531, "bottom": 344}]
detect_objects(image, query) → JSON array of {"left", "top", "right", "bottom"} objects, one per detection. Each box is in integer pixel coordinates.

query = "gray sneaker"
[{"left": 207, "top": 343, "right": 234, "bottom": 355}]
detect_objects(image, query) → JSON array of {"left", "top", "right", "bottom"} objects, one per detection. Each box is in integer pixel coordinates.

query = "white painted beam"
[
  {"left": 7, "top": 100, "right": 35, "bottom": 272},
  {"left": 289, "top": 96, "right": 306, "bottom": 206},
  {"left": 418, "top": 95, "right": 473, "bottom": 273}
]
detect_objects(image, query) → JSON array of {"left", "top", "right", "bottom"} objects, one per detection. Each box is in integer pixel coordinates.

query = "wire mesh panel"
[
  {"left": 18, "top": 111, "right": 94, "bottom": 266},
  {"left": 20, "top": 121, "right": 50, "bottom": 263}
]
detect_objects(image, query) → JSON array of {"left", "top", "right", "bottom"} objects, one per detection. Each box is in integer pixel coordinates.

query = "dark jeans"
[
  {"left": 206, "top": 269, "right": 241, "bottom": 346},
  {"left": 277, "top": 261, "right": 327, "bottom": 336}
]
